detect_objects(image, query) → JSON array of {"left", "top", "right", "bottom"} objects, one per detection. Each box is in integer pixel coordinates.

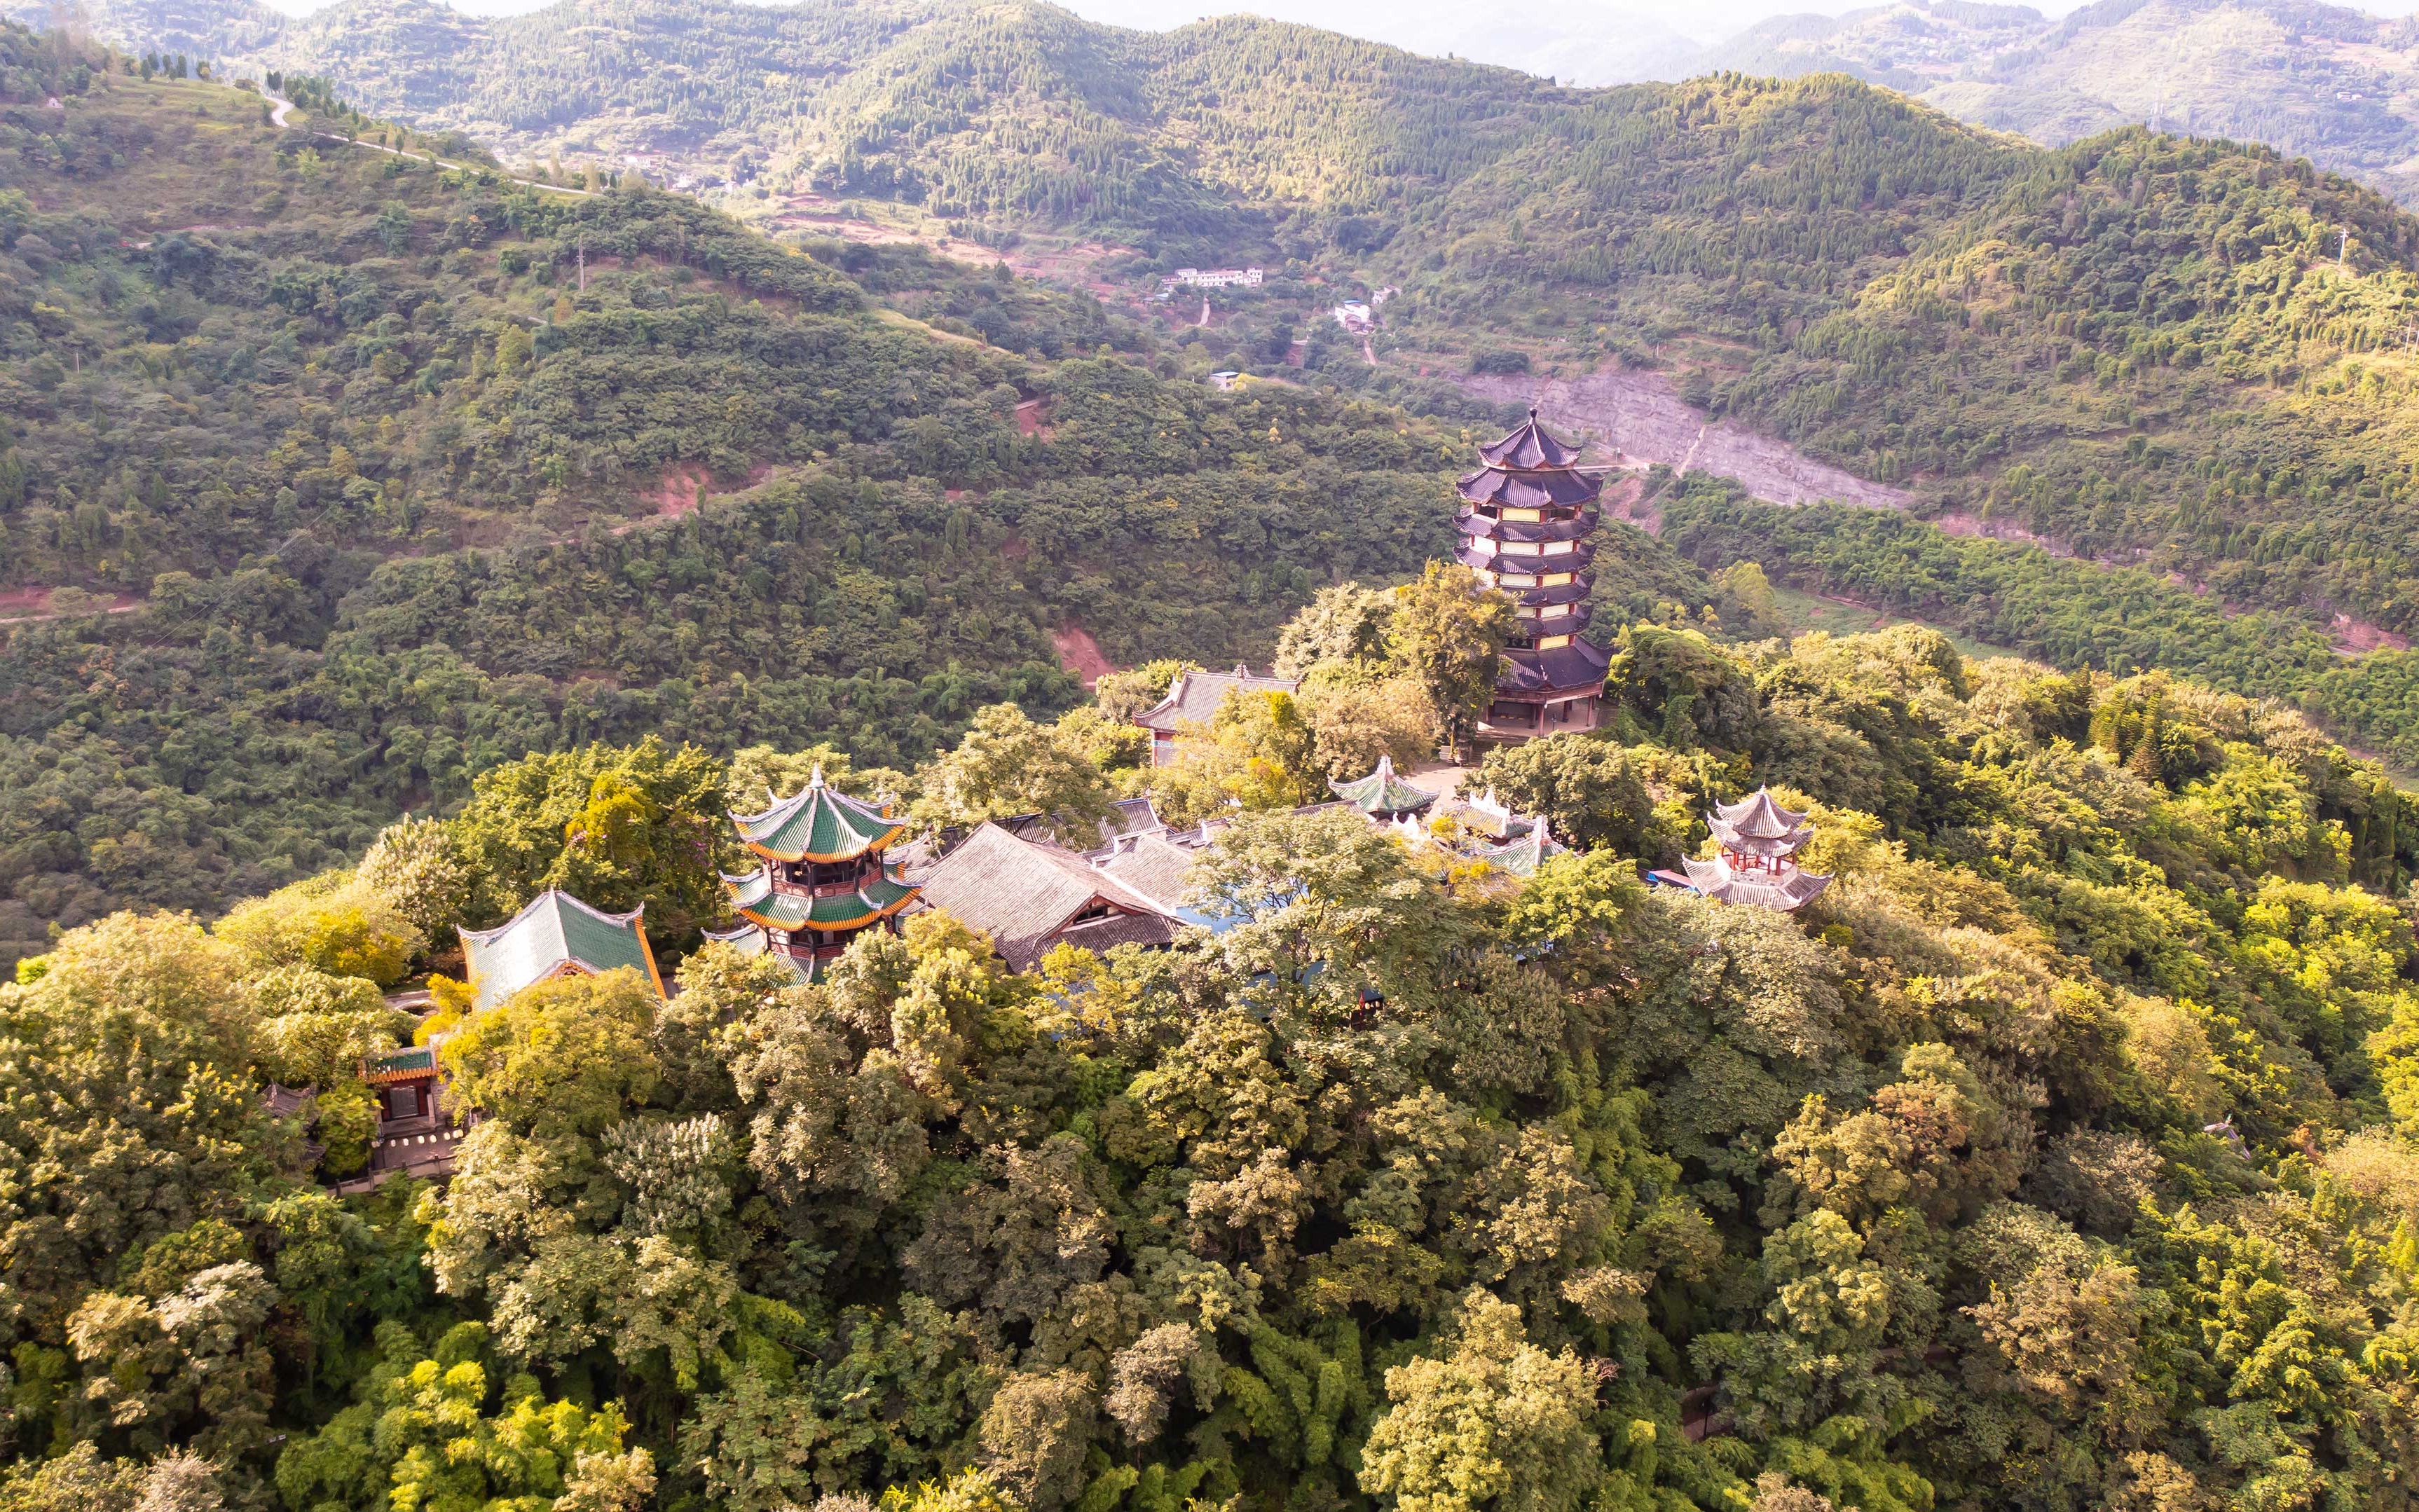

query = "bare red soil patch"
[
  {"left": 0, "top": 586, "right": 143, "bottom": 625},
  {"left": 618, "top": 464, "right": 711, "bottom": 534},
  {"left": 2333, "top": 614, "right": 2411, "bottom": 656},
  {"left": 1053, "top": 624, "right": 1116, "bottom": 687},
  {"left": 1003, "top": 240, "right": 1134, "bottom": 303},
  {"left": 1931, "top": 509, "right": 2074, "bottom": 556}
]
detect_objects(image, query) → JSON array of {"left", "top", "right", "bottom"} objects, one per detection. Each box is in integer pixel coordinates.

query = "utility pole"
[{"left": 577, "top": 235, "right": 586, "bottom": 292}]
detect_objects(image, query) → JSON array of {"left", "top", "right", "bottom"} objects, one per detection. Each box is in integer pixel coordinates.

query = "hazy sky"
[{"left": 261, "top": 0, "right": 2419, "bottom": 69}]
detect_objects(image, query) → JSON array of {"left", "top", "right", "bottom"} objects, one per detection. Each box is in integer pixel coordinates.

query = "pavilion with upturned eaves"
[
  {"left": 1329, "top": 754, "right": 1437, "bottom": 823},
  {"left": 1652, "top": 788, "right": 1833, "bottom": 911},
  {"left": 1455, "top": 408, "right": 1614, "bottom": 742},
  {"left": 704, "top": 768, "right": 921, "bottom": 981}
]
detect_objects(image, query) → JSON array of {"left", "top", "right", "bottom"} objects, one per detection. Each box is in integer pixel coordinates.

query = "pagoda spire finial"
[{"left": 808, "top": 763, "right": 827, "bottom": 789}]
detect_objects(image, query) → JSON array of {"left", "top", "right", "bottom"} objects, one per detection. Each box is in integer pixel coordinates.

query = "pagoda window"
[
  {"left": 1542, "top": 572, "right": 1572, "bottom": 586},
  {"left": 1543, "top": 540, "right": 1575, "bottom": 556},
  {"left": 1500, "top": 572, "right": 1536, "bottom": 587},
  {"left": 1537, "top": 634, "right": 1572, "bottom": 649},
  {"left": 1541, "top": 603, "right": 1571, "bottom": 619},
  {"left": 802, "top": 858, "right": 873, "bottom": 891},
  {"left": 1503, "top": 540, "right": 1541, "bottom": 556},
  {"left": 1502, "top": 508, "right": 1542, "bottom": 522}
]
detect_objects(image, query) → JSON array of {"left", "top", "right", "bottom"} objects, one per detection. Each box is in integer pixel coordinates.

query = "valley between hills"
[{"left": 15, "top": 8, "right": 2419, "bottom": 1512}]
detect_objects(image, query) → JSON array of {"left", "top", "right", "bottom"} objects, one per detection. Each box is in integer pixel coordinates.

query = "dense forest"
[{"left": 15, "top": 561, "right": 2419, "bottom": 1512}]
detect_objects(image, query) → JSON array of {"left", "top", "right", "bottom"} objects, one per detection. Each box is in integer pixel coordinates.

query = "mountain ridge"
[{"left": 50, "top": 0, "right": 2419, "bottom": 209}]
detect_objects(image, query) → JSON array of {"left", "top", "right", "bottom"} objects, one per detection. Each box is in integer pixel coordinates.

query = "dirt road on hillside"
[{"left": 1461, "top": 368, "right": 1917, "bottom": 511}]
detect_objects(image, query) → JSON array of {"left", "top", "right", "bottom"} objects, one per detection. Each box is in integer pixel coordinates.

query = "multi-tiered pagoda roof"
[
  {"left": 706, "top": 767, "right": 921, "bottom": 979},
  {"left": 1705, "top": 788, "right": 1816, "bottom": 858},
  {"left": 732, "top": 771, "right": 908, "bottom": 861},
  {"left": 1659, "top": 787, "right": 1832, "bottom": 911},
  {"left": 1455, "top": 408, "right": 1612, "bottom": 741}
]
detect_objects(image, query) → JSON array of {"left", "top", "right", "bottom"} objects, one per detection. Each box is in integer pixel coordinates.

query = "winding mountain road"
[{"left": 262, "top": 89, "right": 592, "bottom": 196}]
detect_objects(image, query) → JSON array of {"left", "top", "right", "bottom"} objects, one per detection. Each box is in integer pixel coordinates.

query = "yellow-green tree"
[
  {"left": 1386, "top": 563, "right": 1516, "bottom": 761},
  {"left": 1359, "top": 1289, "right": 1602, "bottom": 1512}
]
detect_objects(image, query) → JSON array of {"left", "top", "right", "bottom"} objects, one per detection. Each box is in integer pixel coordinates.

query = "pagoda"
[
  {"left": 1455, "top": 408, "right": 1612, "bottom": 741},
  {"left": 1659, "top": 788, "right": 1832, "bottom": 911},
  {"left": 704, "top": 768, "right": 921, "bottom": 980}
]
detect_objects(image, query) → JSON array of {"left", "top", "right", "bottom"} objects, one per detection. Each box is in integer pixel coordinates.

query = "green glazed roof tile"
[
  {"left": 1329, "top": 755, "right": 1437, "bottom": 816},
  {"left": 731, "top": 767, "right": 905, "bottom": 862},
  {"left": 458, "top": 889, "right": 662, "bottom": 1012}
]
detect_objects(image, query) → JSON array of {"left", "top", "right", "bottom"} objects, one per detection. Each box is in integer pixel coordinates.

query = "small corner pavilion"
[
  {"left": 457, "top": 888, "right": 666, "bottom": 1012},
  {"left": 1652, "top": 787, "right": 1832, "bottom": 910},
  {"left": 1329, "top": 754, "right": 1438, "bottom": 823}
]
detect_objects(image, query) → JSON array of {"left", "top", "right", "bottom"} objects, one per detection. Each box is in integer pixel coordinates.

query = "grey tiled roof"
[
  {"left": 917, "top": 823, "right": 1179, "bottom": 970},
  {"left": 1135, "top": 666, "right": 1301, "bottom": 734}
]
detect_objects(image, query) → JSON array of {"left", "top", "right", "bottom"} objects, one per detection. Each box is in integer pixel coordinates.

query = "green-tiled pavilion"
[
  {"left": 715, "top": 767, "right": 921, "bottom": 979},
  {"left": 457, "top": 889, "right": 666, "bottom": 1012},
  {"left": 1329, "top": 755, "right": 1438, "bottom": 822}
]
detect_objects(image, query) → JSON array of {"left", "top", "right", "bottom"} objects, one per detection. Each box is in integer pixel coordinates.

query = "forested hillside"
[
  {"left": 796, "top": 17, "right": 2419, "bottom": 646},
  {"left": 0, "top": 31, "right": 1476, "bottom": 962},
  {"left": 17, "top": 578, "right": 2419, "bottom": 1512},
  {"left": 34, "top": 0, "right": 2419, "bottom": 643},
  {"left": 5, "top": 0, "right": 948, "bottom": 168},
  {"left": 760, "top": 8, "right": 2419, "bottom": 646}
]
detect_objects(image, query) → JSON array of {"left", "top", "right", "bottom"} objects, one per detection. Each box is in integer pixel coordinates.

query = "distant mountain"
[
  {"left": 1698, "top": 0, "right": 2419, "bottom": 203},
  {"left": 22, "top": 0, "right": 285, "bottom": 60},
  {"left": 15, "top": 0, "right": 946, "bottom": 167},
  {"left": 36, "top": 0, "right": 2419, "bottom": 208}
]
